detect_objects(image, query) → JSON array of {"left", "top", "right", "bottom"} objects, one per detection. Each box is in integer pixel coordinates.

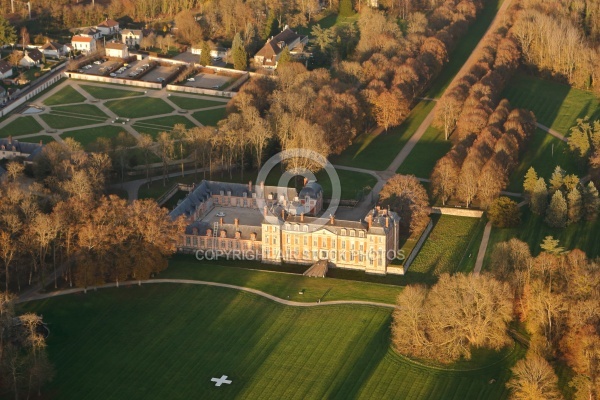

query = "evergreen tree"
[
  {"left": 199, "top": 41, "right": 212, "bottom": 66},
  {"left": 549, "top": 165, "right": 565, "bottom": 193},
  {"left": 545, "top": 190, "right": 568, "bottom": 228},
  {"left": 567, "top": 187, "right": 583, "bottom": 224},
  {"left": 0, "top": 16, "right": 16, "bottom": 46},
  {"left": 583, "top": 181, "right": 600, "bottom": 221},
  {"left": 540, "top": 235, "right": 564, "bottom": 254},
  {"left": 277, "top": 47, "right": 292, "bottom": 67},
  {"left": 339, "top": 0, "right": 355, "bottom": 17},
  {"left": 523, "top": 167, "right": 538, "bottom": 199},
  {"left": 231, "top": 33, "right": 247, "bottom": 71},
  {"left": 531, "top": 177, "right": 548, "bottom": 215}
]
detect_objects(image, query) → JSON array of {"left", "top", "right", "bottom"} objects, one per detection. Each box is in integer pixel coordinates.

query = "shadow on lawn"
[{"left": 329, "top": 319, "right": 391, "bottom": 399}]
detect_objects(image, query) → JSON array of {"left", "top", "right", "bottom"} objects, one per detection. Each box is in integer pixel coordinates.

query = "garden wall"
[
  {"left": 165, "top": 84, "right": 237, "bottom": 98},
  {"left": 402, "top": 219, "right": 434, "bottom": 272},
  {"left": 66, "top": 72, "right": 162, "bottom": 89},
  {"left": 0, "top": 68, "right": 65, "bottom": 117},
  {"left": 430, "top": 207, "right": 484, "bottom": 218}
]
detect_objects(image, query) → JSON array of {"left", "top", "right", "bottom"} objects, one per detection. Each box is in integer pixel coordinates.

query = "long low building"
[{"left": 171, "top": 179, "right": 404, "bottom": 275}]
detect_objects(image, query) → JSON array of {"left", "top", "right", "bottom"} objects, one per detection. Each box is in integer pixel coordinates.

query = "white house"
[
  {"left": 105, "top": 42, "right": 129, "bottom": 58},
  {"left": 121, "top": 29, "right": 143, "bottom": 47},
  {"left": 79, "top": 27, "right": 102, "bottom": 40},
  {"left": 19, "top": 49, "right": 43, "bottom": 68},
  {"left": 96, "top": 18, "right": 120, "bottom": 36},
  {"left": 254, "top": 27, "right": 308, "bottom": 69},
  {"left": 71, "top": 36, "right": 97, "bottom": 54},
  {"left": 41, "top": 41, "right": 68, "bottom": 58},
  {"left": 0, "top": 60, "right": 13, "bottom": 79}
]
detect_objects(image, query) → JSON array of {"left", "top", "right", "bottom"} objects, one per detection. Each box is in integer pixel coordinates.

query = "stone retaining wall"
[
  {"left": 66, "top": 72, "right": 162, "bottom": 89},
  {"left": 430, "top": 207, "right": 484, "bottom": 218}
]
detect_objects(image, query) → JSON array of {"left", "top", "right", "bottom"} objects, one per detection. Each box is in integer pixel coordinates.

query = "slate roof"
[
  {"left": 24, "top": 49, "right": 43, "bottom": 63},
  {"left": 0, "top": 138, "right": 43, "bottom": 161},
  {"left": 255, "top": 28, "right": 307, "bottom": 63},
  {"left": 41, "top": 41, "right": 65, "bottom": 51},
  {"left": 0, "top": 60, "right": 12, "bottom": 74},
  {"left": 79, "top": 27, "right": 100, "bottom": 36},
  {"left": 185, "top": 221, "right": 262, "bottom": 240}
]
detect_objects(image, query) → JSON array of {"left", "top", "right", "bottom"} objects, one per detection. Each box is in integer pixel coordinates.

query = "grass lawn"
[
  {"left": 297, "top": 12, "right": 360, "bottom": 35},
  {"left": 506, "top": 129, "right": 584, "bottom": 193},
  {"left": 132, "top": 115, "right": 197, "bottom": 138},
  {"left": 502, "top": 73, "right": 600, "bottom": 135},
  {"left": 61, "top": 125, "right": 132, "bottom": 150},
  {"left": 191, "top": 108, "right": 227, "bottom": 126},
  {"left": 409, "top": 214, "right": 481, "bottom": 276},
  {"left": 168, "top": 95, "right": 229, "bottom": 110},
  {"left": 19, "top": 283, "right": 523, "bottom": 400},
  {"left": 396, "top": 125, "right": 451, "bottom": 178},
  {"left": 0, "top": 116, "right": 43, "bottom": 136},
  {"left": 51, "top": 104, "right": 109, "bottom": 118},
  {"left": 20, "top": 134, "right": 55, "bottom": 144},
  {"left": 105, "top": 97, "right": 174, "bottom": 118},
  {"left": 332, "top": 100, "right": 436, "bottom": 170},
  {"left": 43, "top": 85, "right": 86, "bottom": 106},
  {"left": 80, "top": 84, "right": 144, "bottom": 100},
  {"left": 483, "top": 208, "right": 600, "bottom": 269},
  {"left": 40, "top": 113, "right": 105, "bottom": 129}
]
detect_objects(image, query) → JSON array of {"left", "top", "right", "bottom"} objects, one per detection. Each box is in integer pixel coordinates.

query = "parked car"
[
  {"left": 187, "top": 78, "right": 195, "bottom": 82},
  {"left": 214, "top": 57, "right": 222, "bottom": 61},
  {"left": 216, "top": 212, "right": 226, "bottom": 217},
  {"left": 212, "top": 85, "right": 219, "bottom": 89},
  {"left": 110, "top": 73, "right": 117, "bottom": 77},
  {"left": 157, "top": 77, "right": 164, "bottom": 82},
  {"left": 93, "top": 61, "right": 102, "bottom": 65}
]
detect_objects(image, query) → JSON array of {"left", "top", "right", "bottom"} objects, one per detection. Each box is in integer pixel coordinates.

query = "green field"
[
  {"left": 503, "top": 73, "right": 600, "bottom": 135},
  {"left": 396, "top": 125, "right": 451, "bottom": 178},
  {"left": 51, "top": 104, "right": 109, "bottom": 118},
  {"left": 43, "top": 85, "right": 86, "bottom": 106},
  {"left": 105, "top": 97, "right": 174, "bottom": 118},
  {"left": 409, "top": 215, "right": 481, "bottom": 276},
  {"left": 483, "top": 208, "right": 600, "bottom": 269},
  {"left": 61, "top": 126, "right": 133, "bottom": 150},
  {"left": 19, "top": 283, "right": 522, "bottom": 399},
  {"left": 132, "top": 115, "right": 198, "bottom": 138},
  {"left": 332, "top": 100, "right": 436, "bottom": 170},
  {"left": 506, "top": 129, "right": 584, "bottom": 193},
  {"left": 191, "top": 108, "right": 227, "bottom": 126},
  {"left": 80, "top": 84, "right": 144, "bottom": 100},
  {"left": 168, "top": 95, "right": 229, "bottom": 110},
  {"left": 40, "top": 113, "right": 105, "bottom": 129},
  {"left": 21, "top": 134, "right": 55, "bottom": 144},
  {"left": 0, "top": 116, "right": 43, "bottom": 136}
]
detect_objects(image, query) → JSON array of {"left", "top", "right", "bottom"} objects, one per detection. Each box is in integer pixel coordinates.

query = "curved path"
[{"left": 16, "top": 278, "right": 397, "bottom": 309}]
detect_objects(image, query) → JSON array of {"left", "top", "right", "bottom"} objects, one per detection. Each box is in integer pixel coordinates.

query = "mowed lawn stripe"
[
  {"left": 0, "top": 116, "right": 43, "bottom": 136},
  {"left": 80, "top": 84, "right": 145, "bottom": 100},
  {"left": 105, "top": 97, "right": 174, "bottom": 118},
  {"left": 51, "top": 104, "right": 109, "bottom": 118}
]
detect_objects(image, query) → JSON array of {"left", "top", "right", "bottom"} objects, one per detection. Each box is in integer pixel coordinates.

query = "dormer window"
[
  {"left": 350, "top": 230, "right": 355, "bottom": 237},
  {"left": 341, "top": 229, "right": 346, "bottom": 236},
  {"left": 303, "top": 225, "right": 308, "bottom": 232},
  {"left": 359, "top": 231, "right": 365, "bottom": 238}
]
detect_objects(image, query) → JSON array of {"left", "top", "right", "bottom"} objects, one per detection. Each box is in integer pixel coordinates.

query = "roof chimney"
[
  {"left": 386, "top": 216, "right": 389, "bottom": 228},
  {"left": 260, "top": 181, "right": 264, "bottom": 189},
  {"left": 281, "top": 209, "right": 285, "bottom": 220},
  {"left": 330, "top": 214, "right": 334, "bottom": 225},
  {"left": 367, "top": 214, "right": 372, "bottom": 230},
  {"left": 300, "top": 213, "right": 304, "bottom": 222},
  {"left": 219, "top": 217, "right": 224, "bottom": 225},
  {"left": 7, "top": 135, "right": 11, "bottom": 144},
  {"left": 234, "top": 218, "right": 239, "bottom": 227},
  {"left": 263, "top": 206, "right": 267, "bottom": 217},
  {"left": 303, "top": 177, "right": 308, "bottom": 186},
  {"left": 248, "top": 180, "right": 252, "bottom": 192}
]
